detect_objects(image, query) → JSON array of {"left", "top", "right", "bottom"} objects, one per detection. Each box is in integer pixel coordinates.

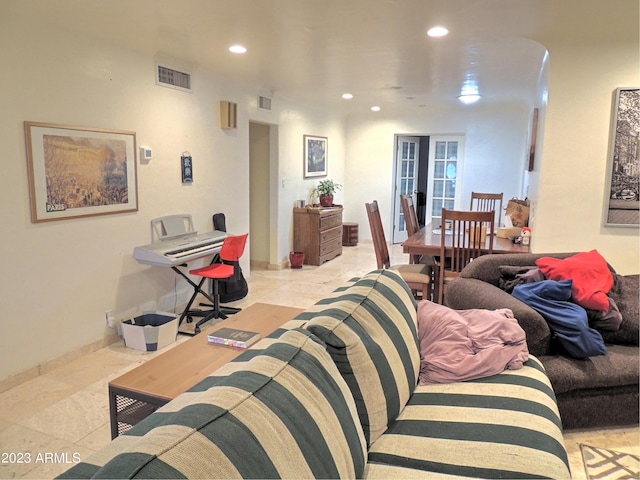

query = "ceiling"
[{"left": 10, "top": 0, "right": 638, "bottom": 115}]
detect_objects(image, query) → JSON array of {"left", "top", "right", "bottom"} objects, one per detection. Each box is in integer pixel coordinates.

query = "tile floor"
[{"left": 0, "top": 243, "right": 637, "bottom": 479}]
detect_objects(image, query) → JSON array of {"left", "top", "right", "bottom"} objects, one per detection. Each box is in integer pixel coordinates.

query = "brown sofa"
[{"left": 445, "top": 252, "right": 639, "bottom": 430}]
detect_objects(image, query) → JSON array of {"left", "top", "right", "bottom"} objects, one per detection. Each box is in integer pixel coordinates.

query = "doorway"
[
  {"left": 249, "top": 122, "right": 273, "bottom": 269},
  {"left": 425, "top": 135, "right": 465, "bottom": 229},
  {"left": 392, "top": 136, "right": 430, "bottom": 243},
  {"left": 392, "top": 134, "right": 465, "bottom": 243}
]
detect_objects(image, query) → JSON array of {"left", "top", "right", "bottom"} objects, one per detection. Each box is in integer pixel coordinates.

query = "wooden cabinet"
[
  {"left": 293, "top": 206, "right": 343, "bottom": 265},
  {"left": 342, "top": 222, "right": 359, "bottom": 246}
]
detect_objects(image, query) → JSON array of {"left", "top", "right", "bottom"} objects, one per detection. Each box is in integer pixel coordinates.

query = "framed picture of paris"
[{"left": 25, "top": 121, "right": 138, "bottom": 223}]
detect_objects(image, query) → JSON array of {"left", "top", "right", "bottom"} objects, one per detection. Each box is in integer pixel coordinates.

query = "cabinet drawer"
[
  {"left": 319, "top": 236, "right": 342, "bottom": 257},
  {"left": 319, "top": 213, "right": 342, "bottom": 231},
  {"left": 319, "top": 225, "right": 342, "bottom": 243}
]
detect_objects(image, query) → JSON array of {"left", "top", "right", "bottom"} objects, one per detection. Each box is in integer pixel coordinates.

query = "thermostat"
[{"left": 140, "top": 146, "right": 153, "bottom": 161}]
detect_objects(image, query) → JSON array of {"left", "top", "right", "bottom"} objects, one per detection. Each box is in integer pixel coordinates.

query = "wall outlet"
[{"left": 105, "top": 310, "right": 115, "bottom": 328}]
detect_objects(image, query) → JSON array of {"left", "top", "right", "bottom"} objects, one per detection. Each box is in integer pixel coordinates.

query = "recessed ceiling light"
[
  {"left": 371, "top": 106, "right": 381, "bottom": 112},
  {"left": 427, "top": 26, "right": 449, "bottom": 38},
  {"left": 229, "top": 45, "right": 247, "bottom": 54},
  {"left": 342, "top": 93, "right": 353, "bottom": 100}
]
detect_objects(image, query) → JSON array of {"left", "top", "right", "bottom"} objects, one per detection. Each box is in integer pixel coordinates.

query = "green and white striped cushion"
[
  {"left": 304, "top": 269, "right": 420, "bottom": 446},
  {"left": 365, "top": 356, "right": 571, "bottom": 479},
  {"left": 61, "top": 329, "right": 366, "bottom": 479}
]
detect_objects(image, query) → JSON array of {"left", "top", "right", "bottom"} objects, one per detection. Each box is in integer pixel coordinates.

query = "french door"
[
  {"left": 426, "top": 136, "right": 465, "bottom": 228},
  {"left": 392, "top": 136, "right": 419, "bottom": 243}
]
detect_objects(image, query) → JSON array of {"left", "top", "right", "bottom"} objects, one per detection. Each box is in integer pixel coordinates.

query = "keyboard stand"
[{"left": 171, "top": 264, "right": 218, "bottom": 335}]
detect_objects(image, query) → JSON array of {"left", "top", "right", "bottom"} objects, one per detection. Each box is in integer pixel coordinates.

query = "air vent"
[
  {"left": 258, "top": 95, "right": 272, "bottom": 111},
  {"left": 156, "top": 65, "right": 191, "bottom": 92}
]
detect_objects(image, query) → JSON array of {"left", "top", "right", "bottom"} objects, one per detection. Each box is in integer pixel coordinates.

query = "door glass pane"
[
  {"left": 432, "top": 199, "right": 443, "bottom": 215},
  {"left": 402, "top": 142, "right": 409, "bottom": 158},
  {"left": 447, "top": 142, "right": 458, "bottom": 160},
  {"left": 446, "top": 162, "right": 457, "bottom": 179},
  {"left": 445, "top": 180, "right": 456, "bottom": 198},
  {"left": 435, "top": 141, "right": 446, "bottom": 159},
  {"left": 433, "top": 180, "right": 444, "bottom": 197},
  {"left": 434, "top": 160, "right": 445, "bottom": 178}
]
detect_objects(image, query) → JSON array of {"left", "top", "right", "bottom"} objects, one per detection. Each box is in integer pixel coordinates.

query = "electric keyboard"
[{"left": 133, "top": 230, "right": 228, "bottom": 267}]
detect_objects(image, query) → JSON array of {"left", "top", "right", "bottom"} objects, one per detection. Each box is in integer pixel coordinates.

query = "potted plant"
[{"left": 312, "top": 179, "right": 342, "bottom": 207}]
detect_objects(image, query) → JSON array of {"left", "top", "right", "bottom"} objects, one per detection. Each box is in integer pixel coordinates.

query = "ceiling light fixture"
[
  {"left": 427, "top": 26, "right": 449, "bottom": 38},
  {"left": 229, "top": 45, "right": 247, "bottom": 54},
  {"left": 458, "top": 77, "right": 481, "bottom": 104},
  {"left": 458, "top": 94, "right": 481, "bottom": 104},
  {"left": 342, "top": 93, "right": 353, "bottom": 100},
  {"left": 371, "top": 106, "right": 381, "bottom": 112}
]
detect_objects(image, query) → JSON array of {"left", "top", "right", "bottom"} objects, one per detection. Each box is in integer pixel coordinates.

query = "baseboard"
[
  {"left": 250, "top": 259, "right": 287, "bottom": 271},
  {"left": 250, "top": 259, "right": 269, "bottom": 270},
  {"left": 0, "top": 333, "right": 120, "bottom": 394}
]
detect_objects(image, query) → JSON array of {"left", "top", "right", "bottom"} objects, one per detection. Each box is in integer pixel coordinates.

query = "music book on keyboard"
[{"left": 207, "top": 327, "right": 261, "bottom": 349}]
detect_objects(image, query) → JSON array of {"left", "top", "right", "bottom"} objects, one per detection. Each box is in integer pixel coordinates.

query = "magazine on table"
[{"left": 207, "top": 327, "right": 261, "bottom": 348}]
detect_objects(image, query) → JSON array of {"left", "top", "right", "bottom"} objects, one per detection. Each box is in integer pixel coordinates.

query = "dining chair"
[
  {"left": 437, "top": 209, "right": 495, "bottom": 304},
  {"left": 470, "top": 192, "right": 503, "bottom": 226},
  {"left": 400, "top": 193, "right": 437, "bottom": 266},
  {"left": 365, "top": 200, "right": 433, "bottom": 300}
]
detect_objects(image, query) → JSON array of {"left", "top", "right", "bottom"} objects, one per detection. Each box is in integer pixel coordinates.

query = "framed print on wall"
[
  {"left": 603, "top": 88, "right": 639, "bottom": 227},
  {"left": 303, "top": 134, "right": 328, "bottom": 178},
  {"left": 25, "top": 121, "right": 138, "bottom": 223}
]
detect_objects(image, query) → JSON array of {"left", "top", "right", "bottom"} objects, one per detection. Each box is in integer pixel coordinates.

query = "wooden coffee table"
[{"left": 108, "top": 302, "right": 304, "bottom": 438}]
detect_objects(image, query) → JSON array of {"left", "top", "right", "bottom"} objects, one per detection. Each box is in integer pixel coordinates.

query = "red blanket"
[{"left": 536, "top": 250, "right": 613, "bottom": 312}]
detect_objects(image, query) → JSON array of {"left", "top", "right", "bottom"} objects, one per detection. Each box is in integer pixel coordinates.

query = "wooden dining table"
[{"left": 402, "top": 223, "right": 530, "bottom": 258}]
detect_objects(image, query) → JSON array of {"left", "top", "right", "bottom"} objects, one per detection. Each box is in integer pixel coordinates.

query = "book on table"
[{"left": 207, "top": 327, "right": 261, "bottom": 348}]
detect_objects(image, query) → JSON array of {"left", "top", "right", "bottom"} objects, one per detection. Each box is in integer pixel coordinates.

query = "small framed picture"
[
  {"left": 181, "top": 152, "right": 193, "bottom": 183},
  {"left": 303, "top": 135, "right": 327, "bottom": 178}
]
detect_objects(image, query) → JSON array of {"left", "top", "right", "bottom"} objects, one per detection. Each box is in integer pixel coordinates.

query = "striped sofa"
[{"left": 60, "top": 269, "right": 571, "bottom": 479}]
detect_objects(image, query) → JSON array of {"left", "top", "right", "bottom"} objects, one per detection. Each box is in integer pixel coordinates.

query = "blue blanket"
[{"left": 512, "top": 279, "right": 606, "bottom": 358}]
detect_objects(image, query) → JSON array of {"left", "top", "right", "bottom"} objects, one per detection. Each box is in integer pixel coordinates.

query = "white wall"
[
  {"left": 270, "top": 104, "right": 347, "bottom": 267},
  {"left": 0, "top": 11, "right": 346, "bottom": 382},
  {"left": 531, "top": 40, "right": 640, "bottom": 274},
  {"left": 1, "top": 4, "right": 637, "bottom": 384},
  {"left": 344, "top": 103, "right": 532, "bottom": 238}
]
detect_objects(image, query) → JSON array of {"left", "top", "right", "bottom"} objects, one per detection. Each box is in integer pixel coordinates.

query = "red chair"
[{"left": 188, "top": 233, "right": 249, "bottom": 331}]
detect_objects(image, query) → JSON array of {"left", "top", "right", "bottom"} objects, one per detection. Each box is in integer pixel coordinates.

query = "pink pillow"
[{"left": 536, "top": 250, "right": 613, "bottom": 312}]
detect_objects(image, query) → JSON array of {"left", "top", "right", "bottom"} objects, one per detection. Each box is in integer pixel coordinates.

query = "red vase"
[
  {"left": 289, "top": 251, "right": 305, "bottom": 269},
  {"left": 319, "top": 194, "right": 333, "bottom": 207}
]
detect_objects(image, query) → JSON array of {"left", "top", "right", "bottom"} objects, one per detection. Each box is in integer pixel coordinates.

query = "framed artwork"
[
  {"left": 527, "top": 108, "right": 539, "bottom": 172},
  {"left": 303, "top": 134, "right": 327, "bottom": 178},
  {"left": 25, "top": 121, "right": 138, "bottom": 223},
  {"left": 181, "top": 152, "right": 193, "bottom": 183},
  {"left": 603, "top": 88, "right": 640, "bottom": 227}
]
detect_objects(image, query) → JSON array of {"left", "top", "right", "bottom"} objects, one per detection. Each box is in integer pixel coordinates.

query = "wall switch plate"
[{"left": 105, "top": 310, "right": 115, "bottom": 327}]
